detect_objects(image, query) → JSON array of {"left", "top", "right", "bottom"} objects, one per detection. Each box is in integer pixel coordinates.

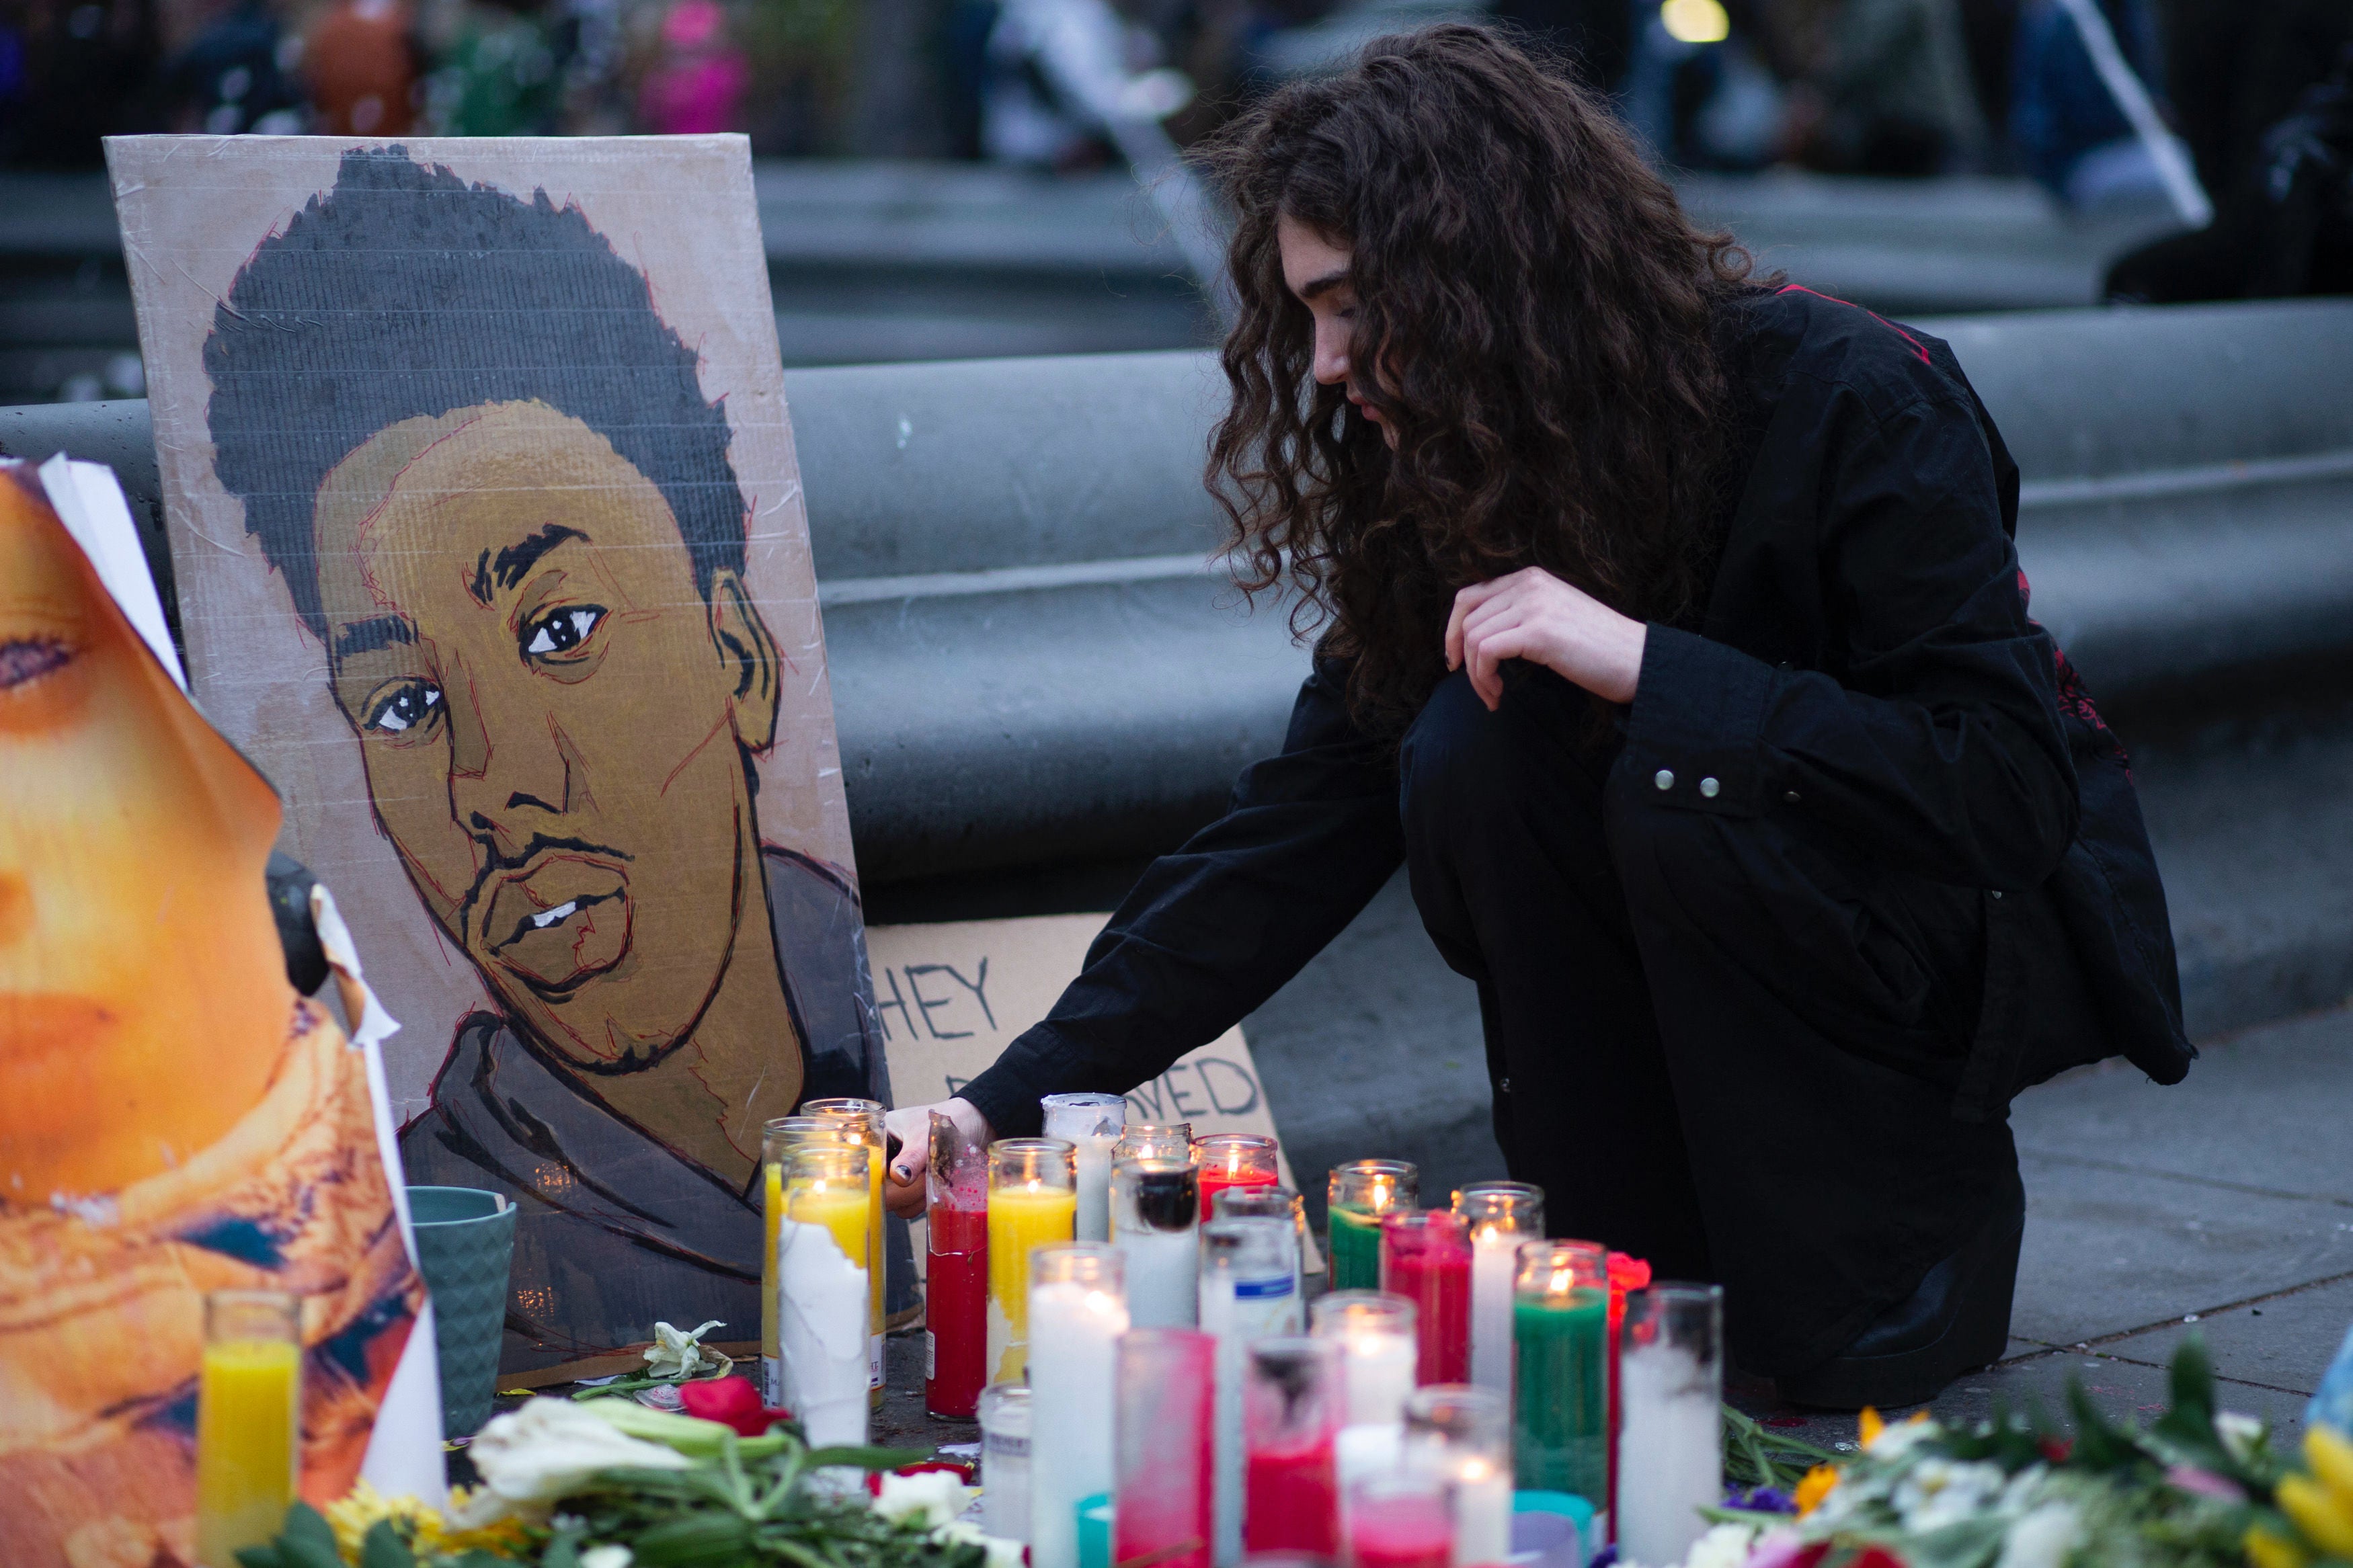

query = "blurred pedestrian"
[
  {"left": 164, "top": 0, "right": 307, "bottom": 134},
  {"left": 305, "top": 0, "right": 418, "bottom": 136},
  {"left": 2007, "top": 0, "right": 2165, "bottom": 207},
  {"left": 637, "top": 0, "right": 748, "bottom": 132},
  {"left": 1790, "top": 0, "right": 1987, "bottom": 174},
  {"left": 425, "top": 0, "right": 563, "bottom": 134}
]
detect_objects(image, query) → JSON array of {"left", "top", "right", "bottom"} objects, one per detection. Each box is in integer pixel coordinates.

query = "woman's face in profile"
[{"left": 0, "top": 476, "right": 288, "bottom": 1200}]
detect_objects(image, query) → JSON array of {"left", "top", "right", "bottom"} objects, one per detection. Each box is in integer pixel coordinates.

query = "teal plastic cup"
[{"left": 407, "top": 1186, "right": 516, "bottom": 1438}]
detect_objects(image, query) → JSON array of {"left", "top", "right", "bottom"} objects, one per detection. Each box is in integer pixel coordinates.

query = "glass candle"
[
  {"left": 1347, "top": 1470, "right": 1455, "bottom": 1568},
  {"left": 1380, "top": 1212, "right": 1472, "bottom": 1386},
  {"left": 803, "top": 1096, "right": 889, "bottom": 1400},
  {"left": 196, "top": 1288, "right": 301, "bottom": 1568},
  {"left": 1115, "top": 1121, "right": 1193, "bottom": 1164},
  {"left": 1453, "top": 1182, "right": 1542, "bottom": 1404},
  {"left": 1310, "top": 1291, "right": 1419, "bottom": 1429},
  {"left": 779, "top": 1140, "right": 873, "bottom": 1447},
  {"left": 1512, "top": 1240, "right": 1607, "bottom": 1503},
  {"left": 1244, "top": 1336, "right": 1346, "bottom": 1557},
  {"left": 1201, "top": 1216, "right": 1305, "bottom": 1564},
  {"left": 926, "top": 1109, "right": 990, "bottom": 1418},
  {"left": 1195, "top": 1132, "right": 1280, "bottom": 1212},
  {"left": 981, "top": 1382, "right": 1035, "bottom": 1544},
  {"left": 760, "top": 1114, "right": 836, "bottom": 1406},
  {"left": 1041, "top": 1092, "right": 1127, "bottom": 1243},
  {"left": 1404, "top": 1385, "right": 1511, "bottom": 1568},
  {"left": 1328, "top": 1161, "right": 1417, "bottom": 1292},
  {"left": 1116, "top": 1328, "right": 1218, "bottom": 1568},
  {"left": 1027, "top": 1243, "right": 1129, "bottom": 1568},
  {"left": 1616, "top": 1284, "right": 1722, "bottom": 1568},
  {"left": 1215, "top": 1184, "right": 1305, "bottom": 1305},
  {"left": 1112, "top": 1156, "right": 1199, "bottom": 1328},
  {"left": 987, "top": 1137, "right": 1076, "bottom": 1383},
  {"left": 1605, "top": 1251, "right": 1652, "bottom": 1542}
]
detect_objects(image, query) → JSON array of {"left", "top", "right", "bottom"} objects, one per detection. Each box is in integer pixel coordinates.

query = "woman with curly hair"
[{"left": 886, "top": 23, "right": 2190, "bottom": 1408}]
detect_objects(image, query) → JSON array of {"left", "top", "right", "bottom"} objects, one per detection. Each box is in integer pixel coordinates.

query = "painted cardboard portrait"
[
  {"left": 109, "top": 136, "right": 886, "bottom": 1372},
  {"left": 0, "top": 462, "right": 428, "bottom": 1568}
]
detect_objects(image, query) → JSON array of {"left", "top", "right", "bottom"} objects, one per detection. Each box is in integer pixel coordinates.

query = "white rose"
[
  {"left": 875, "top": 1469, "right": 978, "bottom": 1530},
  {"left": 1995, "top": 1502, "right": 2081, "bottom": 1568},
  {"left": 580, "top": 1547, "right": 635, "bottom": 1568},
  {"left": 1681, "top": 1522, "right": 1765, "bottom": 1568},
  {"left": 458, "top": 1397, "right": 696, "bottom": 1523}
]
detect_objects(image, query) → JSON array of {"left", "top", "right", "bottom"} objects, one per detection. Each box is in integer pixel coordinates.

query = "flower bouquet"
[
  {"left": 235, "top": 1378, "right": 1018, "bottom": 1568},
  {"left": 1677, "top": 1340, "right": 2350, "bottom": 1568}
]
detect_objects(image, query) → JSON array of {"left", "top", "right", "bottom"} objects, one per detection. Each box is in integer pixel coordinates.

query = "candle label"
[
  {"left": 986, "top": 1431, "right": 1033, "bottom": 1458},
  {"left": 1234, "top": 1276, "right": 1296, "bottom": 1301}
]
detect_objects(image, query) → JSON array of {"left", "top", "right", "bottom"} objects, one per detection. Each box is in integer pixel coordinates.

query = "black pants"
[{"left": 1398, "top": 666, "right": 2022, "bottom": 1375}]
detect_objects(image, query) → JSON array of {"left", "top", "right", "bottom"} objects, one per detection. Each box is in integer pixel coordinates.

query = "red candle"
[
  {"left": 924, "top": 1179, "right": 990, "bottom": 1418},
  {"left": 1381, "top": 1210, "right": 1472, "bottom": 1385},
  {"left": 1350, "top": 1489, "right": 1455, "bottom": 1568},
  {"left": 1116, "top": 1329, "right": 1217, "bottom": 1568},
  {"left": 1194, "top": 1133, "right": 1279, "bottom": 1212},
  {"left": 1246, "top": 1436, "right": 1341, "bottom": 1555},
  {"left": 1604, "top": 1249, "right": 1652, "bottom": 1543}
]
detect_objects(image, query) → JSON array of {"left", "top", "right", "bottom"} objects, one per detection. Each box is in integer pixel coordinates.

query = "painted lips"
[{"left": 481, "top": 854, "right": 631, "bottom": 991}]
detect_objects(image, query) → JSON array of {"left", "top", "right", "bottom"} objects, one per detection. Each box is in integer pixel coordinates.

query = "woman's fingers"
[
  {"left": 1445, "top": 577, "right": 1510, "bottom": 670},
  {"left": 883, "top": 1105, "right": 931, "bottom": 1189},
  {"left": 1466, "top": 620, "right": 1529, "bottom": 710}
]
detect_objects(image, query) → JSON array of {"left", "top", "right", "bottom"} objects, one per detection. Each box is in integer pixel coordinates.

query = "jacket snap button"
[
  {"left": 1654, "top": 769, "right": 1675, "bottom": 790},
  {"left": 1700, "top": 777, "right": 1720, "bottom": 798},
  {"left": 1991, "top": 890, "right": 2004, "bottom": 900},
  {"left": 1784, "top": 790, "right": 1800, "bottom": 804}
]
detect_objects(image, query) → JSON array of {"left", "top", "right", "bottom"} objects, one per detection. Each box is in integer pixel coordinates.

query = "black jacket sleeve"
[
  {"left": 1620, "top": 382, "right": 2079, "bottom": 890},
  {"left": 957, "top": 658, "right": 1407, "bottom": 1138}
]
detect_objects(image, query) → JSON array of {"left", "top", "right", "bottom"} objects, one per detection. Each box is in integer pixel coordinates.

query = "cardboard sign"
[
  {"left": 110, "top": 136, "right": 884, "bottom": 1372},
  {"left": 867, "top": 913, "right": 1316, "bottom": 1270}
]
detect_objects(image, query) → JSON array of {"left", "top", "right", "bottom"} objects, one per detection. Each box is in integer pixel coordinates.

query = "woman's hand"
[
  {"left": 1444, "top": 566, "right": 1648, "bottom": 709},
  {"left": 881, "top": 1097, "right": 993, "bottom": 1218}
]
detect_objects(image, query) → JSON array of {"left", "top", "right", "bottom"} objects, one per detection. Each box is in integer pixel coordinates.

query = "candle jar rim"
[
  {"left": 1512, "top": 1237, "right": 1607, "bottom": 1294},
  {"left": 1040, "top": 1091, "right": 1127, "bottom": 1109},
  {"left": 988, "top": 1137, "right": 1078, "bottom": 1186},
  {"left": 1329, "top": 1159, "right": 1418, "bottom": 1206},
  {"left": 203, "top": 1287, "right": 302, "bottom": 1342},
  {"left": 1111, "top": 1154, "right": 1195, "bottom": 1177},
  {"left": 784, "top": 1140, "right": 870, "bottom": 1188},
  {"left": 803, "top": 1101, "right": 885, "bottom": 1140},
  {"left": 1210, "top": 1184, "right": 1298, "bottom": 1221},
  {"left": 1117, "top": 1121, "right": 1192, "bottom": 1139},
  {"left": 1380, "top": 1207, "right": 1468, "bottom": 1242},
  {"left": 1452, "top": 1180, "right": 1544, "bottom": 1225},
  {"left": 1029, "top": 1239, "right": 1125, "bottom": 1288},
  {"left": 1403, "top": 1382, "right": 1509, "bottom": 1449},
  {"left": 1308, "top": 1288, "right": 1418, "bottom": 1335},
  {"left": 1624, "top": 1280, "right": 1725, "bottom": 1350},
  {"left": 760, "top": 1115, "right": 841, "bottom": 1159},
  {"left": 1193, "top": 1132, "right": 1277, "bottom": 1151},
  {"left": 800, "top": 1096, "right": 884, "bottom": 1114}
]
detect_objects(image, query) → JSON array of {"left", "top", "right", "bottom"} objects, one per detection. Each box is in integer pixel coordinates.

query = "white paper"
[{"left": 34, "top": 456, "right": 186, "bottom": 690}]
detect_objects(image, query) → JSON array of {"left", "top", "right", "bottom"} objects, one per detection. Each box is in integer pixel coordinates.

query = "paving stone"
[
  {"left": 2098, "top": 1275, "right": 2353, "bottom": 1399},
  {"left": 1936, "top": 1347, "right": 2313, "bottom": 1440}
]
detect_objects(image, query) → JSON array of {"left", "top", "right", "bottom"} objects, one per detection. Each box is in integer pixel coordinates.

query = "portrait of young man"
[{"left": 115, "top": 140, "right": 885, "bottom": 1370}]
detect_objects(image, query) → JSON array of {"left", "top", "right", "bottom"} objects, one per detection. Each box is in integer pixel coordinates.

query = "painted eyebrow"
[
  {"left": 1295, "top": 268, "right": 1353, "bottom": 302},
  {"left": 331, "top": 614, "right": 415, "bottom": 661},
  {"left": 471, "top": 524, "right": 590, "bottom": 606}
]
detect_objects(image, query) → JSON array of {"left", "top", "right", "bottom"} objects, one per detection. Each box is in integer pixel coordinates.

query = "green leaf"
[
  {"left": 358, "top": 1519, "right": 421, "bottom": 1568},
  {"left": 802, "top": 1444, "right": 934, "bottom": 1473},
  {"left": 237, "top": 1503, "right": 348, "bottom": 1568},
  {"left": 2066, "top": 1376, "right": 2152, "bottom": 1473}
]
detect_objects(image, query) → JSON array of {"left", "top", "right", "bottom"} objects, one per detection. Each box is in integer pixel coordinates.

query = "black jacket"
[{"left": 961, "top": 285, "right": 2193, "bottom": 1156}]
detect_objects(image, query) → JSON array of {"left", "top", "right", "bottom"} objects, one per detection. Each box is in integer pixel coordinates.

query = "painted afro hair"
[{"left": 203, "top": 147, "right": 745, "bottom": 641}]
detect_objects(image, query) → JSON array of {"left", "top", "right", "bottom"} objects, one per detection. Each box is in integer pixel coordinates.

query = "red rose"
[{"left": 680, "top": 1374, "right": 790, "bottom": 1437}]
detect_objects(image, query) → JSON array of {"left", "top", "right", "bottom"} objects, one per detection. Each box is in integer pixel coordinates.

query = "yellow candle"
[
  {"left": 986, "top": 1183, "right": 1076, "bottom": 1382},
  {"left": 762, "top": 1157, "right": 784, "bottom": 1377},
  {"left": 194, "top": 1336, "right": 301, "bottom": 1567},
  {"left": 789, "top": 1177, "right": 873, "bottom": 1274},
  {"left": 803, "top": 1100, "right": 889, "bottom": 1403}
]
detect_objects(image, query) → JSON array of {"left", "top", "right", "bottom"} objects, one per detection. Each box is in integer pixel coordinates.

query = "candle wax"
[
  {"left": 1027, "top": 1280, "right": 1129, "bottom": 1568},
  {"left": 983, "top": 1405, "right": 1033, "bottom": 1544},
  {"left": 1338, "top": 1333, "right": 1417, "bottom": 1427},
  {"left": 1328, "top": 1206, "right": 1384, "bottom": 1291},
  {"left": 195, "top": 1337, "right": 301, "bottom": 1568},
  {"left": 1350, "top": 1492, "right": 1453, "bottom": 1568},
  {"left": 1384, "top": 1242, "right": 1470, "bottom": 1385},
  {"left": 1245, "top": 1436, "right": 1341, "bottom": 1556},
  {"left": 1616, "top": 1344, "right": 1720, "bottom": 1568},
  {"left": 1202, "top": 1268, "right": 1302, "bottom": 1565},
  {"left": 1115, "top": 1223, "right": 1199, "bottom": 1329},
  {"left": 1512, "top": 1288, "right": 1607, "bottom": 1498},
  {"left": 1117, "top": 1419, "right": 1215, "bottom": 1568},
  {"left": 1197, "top": 1167, "right": 1278, "bottom": 1212},
  {"left": 986, "top": 1184, "right": 1075, "bottom": 1383},
  {"left": 1070, "top": 1134, "right": 1117, "bottom": 1241},
  {"left": 1449, "top": 1467, "right": 1513, "bottom": 1568},
  {"left": 925, "top": 1198, "right": 988, "bottom": 1418},
  {"left": 762, "top": 1159, "right": 784, "bottom": 1404},
  {"left": 1468, "top": 1231, "right": 1517, "bottom": 1399},
  {"left": 778, "top": 1216, "right": 869, "bottom": 1447}
]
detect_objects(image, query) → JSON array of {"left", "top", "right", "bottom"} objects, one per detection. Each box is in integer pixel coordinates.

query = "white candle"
[
  {"left": 1403, "top": 1385, "right": 1512, "bottom": 1568},
  {"left": 1113, "top": 1157, "right": 1199, "bottom": 1328},
  {"left": 1201, "top": 1217, "right": 1301, "bottom": 1565},
  {"left": 1042, "top": 1094, "right": 1126, "bottom": 1243},
  {"left": 776, "top": 1216, "right": 869, "bottom": 1448},
  {"left": 1027, "top": 1246, "right": 1129, "bottom": 1568},
  {"left": 1470, "top": 1229, "right": 1516, "bottom": 1399},
  {"left": 1618, "top": 1343, "right": 1721, "bottom": 1568},
  {"left": 1450, "top": 1456, "right": 1513, "bottom": 1567},
  {"left": 980, "top": 1383, "right": 1033, "bottom": 1544},
  {"left": 1310, "top": 1290, "right": 1418, "bottom": 1427}
]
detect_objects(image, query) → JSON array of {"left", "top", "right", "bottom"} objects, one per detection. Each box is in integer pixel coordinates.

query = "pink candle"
[
  {"left": 1350, "top": 1487, "right": 1455, "bottom": 1568},
  {"left": 1115, "top": 1328, "right": 1217, "bottom": 1568},
  {"left": 1246, "top": 1438, "right": 1341, "bottom": 1555},
  {"left": 1381, "top": 1210, "right": 1472, "bottom": 1385},
  {"left": 1244, "top": 1337, "right": 1345, "bottom": 1557}
]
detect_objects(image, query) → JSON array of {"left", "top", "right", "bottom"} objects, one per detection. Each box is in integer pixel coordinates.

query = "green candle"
[
  {"left": 1513, "top": 1283, "right": 1608, "bottom": 1498},
  {"left": 1330, "top": 1205, "right": 1384, "bottom": 1289},
  {"left": 1327, "top": 1160, "right": 1417, "bottom": 1292}
]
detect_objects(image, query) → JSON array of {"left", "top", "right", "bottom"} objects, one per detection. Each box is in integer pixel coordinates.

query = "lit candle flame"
[{"left": 1549, "top": 1266, "right": 1574, "bottom": 1298}]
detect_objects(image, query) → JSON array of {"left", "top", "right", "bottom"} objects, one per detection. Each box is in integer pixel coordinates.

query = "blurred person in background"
[
  {"left": 982, "top": 0, "right": 1184, "bottom": 167},
  {"left": 0, "top": 0, "right": 159, "bottom": 165},
  {"left": 424, "top": 0, "right": 564, "bottom": 132},
  {"left": 304, "top": 0, "right": 418, "bottom": 134},
  {"left": 637, "top": 0, "right": 746, "bottom": 131},
  {"left": 740, "top": 0, "right": 852, "bottom": 154},
  {"left": 1784, "top": 0, "right": 1986, "bottom": 174},
  {"left": 2007, "top": 0, "right": 2167, "bottom": 209},
  {"left": 163, "top": 0, "right": 306, "bottom": 132},
  {"left": 1620, "top": 0, "right": 1788, "bottom": 170}
]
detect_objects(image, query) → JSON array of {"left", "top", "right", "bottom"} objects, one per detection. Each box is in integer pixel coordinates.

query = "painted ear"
[{"left": 707, "top": 568, "right": 779, "bottom": 753}]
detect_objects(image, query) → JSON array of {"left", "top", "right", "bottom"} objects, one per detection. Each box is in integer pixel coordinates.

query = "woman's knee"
[{"left": 1399, "top": 669, "right": 1519, "bottom": 824}]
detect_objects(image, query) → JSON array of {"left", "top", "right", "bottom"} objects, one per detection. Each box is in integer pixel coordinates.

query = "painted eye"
[
  {"left": 0, "top": 636, "right": 75, "bottom": 691},
  {"left": 366, "top": 682, "right": 442, "bottom": 734},
  {"left": 522, "top": 606, "right": 604, "bottom": 657}
]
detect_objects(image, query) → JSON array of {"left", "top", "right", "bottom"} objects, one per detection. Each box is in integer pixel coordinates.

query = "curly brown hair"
[{"left": 1197, "top": 23, "right": 1763, "bottom": 736}]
